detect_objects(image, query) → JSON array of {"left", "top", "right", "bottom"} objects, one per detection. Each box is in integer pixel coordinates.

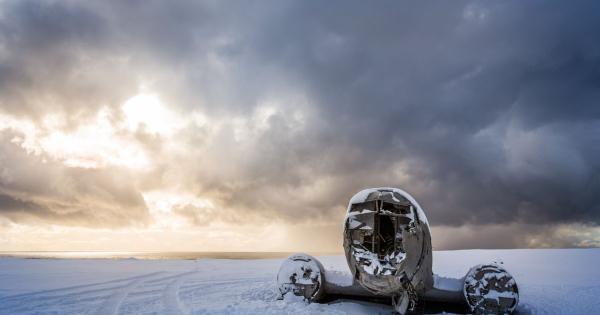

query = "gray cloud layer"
[
  {"left": 0, "top": 132, "right": 148, "bottom": 227},
  {"left": 0, "top": 0, "right": 599, "bottom": 248}
]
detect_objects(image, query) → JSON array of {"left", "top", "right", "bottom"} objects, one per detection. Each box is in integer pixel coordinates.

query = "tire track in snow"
[
  {"left": 0, "top": 271, "right": 165, "bottom": 301},
  {"left": 94, "top": 272, "right": 164, "bottom": 315},
  {"left": 162, "top": 271, "right": 197, "bottom": 315}
]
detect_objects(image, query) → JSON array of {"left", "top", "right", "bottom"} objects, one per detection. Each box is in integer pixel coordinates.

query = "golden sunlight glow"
[
  {"left": 3, "top": 96, "right": 368, "bottom": 254},
  {"left": 0, "top": 221, "right": 342, "bottom": 252},
  {"left": 122, "top": 94, "right": 180, "bottom": 135},
  {"left": 142, "top": 190, "right": 215, "bottom": 229},
  {"left": 40, "top": 108, "right": 150, "bottom": 169},
  {"left": 0, "top": 109, "right": 150, "bottom": 169}
]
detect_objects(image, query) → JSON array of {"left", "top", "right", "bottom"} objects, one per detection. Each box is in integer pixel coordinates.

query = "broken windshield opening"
[
  {"left": 346, "top": 195, "right": 418, "bottom": 276},
  {"left": 377, "top": 214, "right": 396, "bottom": 258}
]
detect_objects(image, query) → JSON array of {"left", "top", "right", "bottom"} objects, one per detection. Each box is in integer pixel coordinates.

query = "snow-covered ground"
[{"left": 0, "top": 249, "right": 598, "bottom": 314}]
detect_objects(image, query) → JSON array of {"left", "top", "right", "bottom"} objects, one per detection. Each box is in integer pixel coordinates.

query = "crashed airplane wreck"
[{"left": 277, "top": 188, "right": 519, "bottom": 314}]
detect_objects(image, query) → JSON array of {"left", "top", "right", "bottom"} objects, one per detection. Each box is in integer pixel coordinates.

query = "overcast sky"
[{"left": 0, "top": 0, "right": 599, "bottom": 252}]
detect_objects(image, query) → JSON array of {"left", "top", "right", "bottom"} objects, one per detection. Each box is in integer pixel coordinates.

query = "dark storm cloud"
[
  {"left": 0, "top": 192, "right": 92, "bottom": 225},
  {"left": 0, "top": 0, "right": 599, "bottom": 247},
  {"left": 0, "top": 132, "right": 149, "bottom": 227},
  {"left": 175, "top": 0, "right": 600, "bottom": 227},
  {"left": 247, "top": 0, "right": 600, "bottom": 227},
  {"left": 0, "top": 0, "right": 119, "bottom": 118},
  {"left": 228, "top": 0, "right": 600, "bottom": 227}
]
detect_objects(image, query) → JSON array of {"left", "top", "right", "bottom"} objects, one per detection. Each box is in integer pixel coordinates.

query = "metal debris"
[{"left": 277, "top": 187, "right": 519, "bottom": 315}]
